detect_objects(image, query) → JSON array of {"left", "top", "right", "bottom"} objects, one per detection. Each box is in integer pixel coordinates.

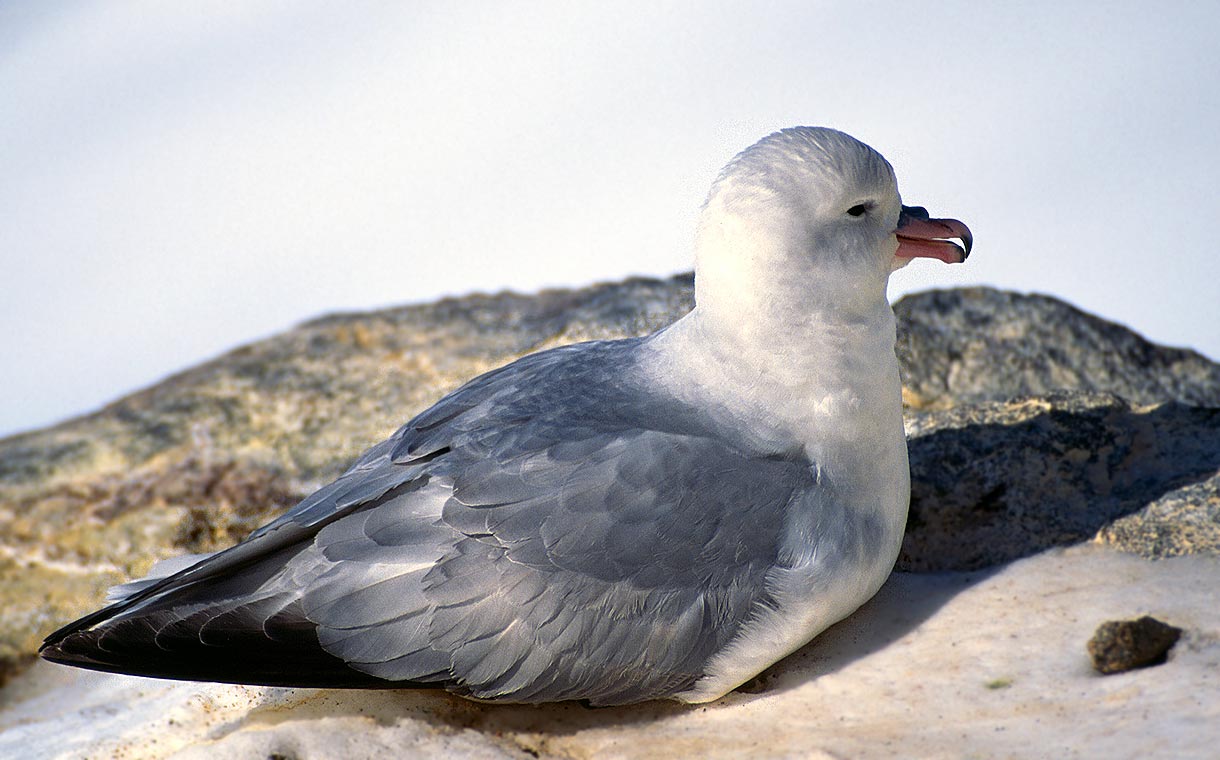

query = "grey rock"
[
  {"left": 902, "top": 392, "right": 1220, "bottom": 571},
  {"left": 896, "top": 288, "right": 1220, "bottom": 409},
  {"left": 1097, "top": 478, "right": 1220, "bottom": 559}
]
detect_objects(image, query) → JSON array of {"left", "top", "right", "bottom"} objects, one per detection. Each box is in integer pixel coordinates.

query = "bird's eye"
[{"left": 846, "top": 203, "right": 872, "bottom": 218}]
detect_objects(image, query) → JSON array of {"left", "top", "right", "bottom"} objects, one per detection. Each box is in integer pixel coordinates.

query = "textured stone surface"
[
  {"left": 896, "top": 288, "right": 1220, "bottom": 409},
  {"left": 1088, "top": 616, "right": 1183, "bottom": 675},
  {"left": 1097, "top": 478, "right": 1220, "bottom": 559},
  {"left": 902, "top": 392, "right": 1220, "bottom": 570}
]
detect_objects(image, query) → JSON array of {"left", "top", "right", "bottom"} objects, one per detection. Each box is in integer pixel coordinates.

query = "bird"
[{"left": 40, "top": 126, "right": 971, "bottom": 706}]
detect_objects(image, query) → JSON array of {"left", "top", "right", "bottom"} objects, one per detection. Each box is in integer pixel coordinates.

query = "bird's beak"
[{"left": 895, "top": 205, "right": 972, "bottom": 263}]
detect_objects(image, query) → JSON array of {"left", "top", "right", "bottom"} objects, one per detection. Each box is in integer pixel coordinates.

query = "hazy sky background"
[{"left": 3, "top": 1, "right": 1218, "bottom": 439}]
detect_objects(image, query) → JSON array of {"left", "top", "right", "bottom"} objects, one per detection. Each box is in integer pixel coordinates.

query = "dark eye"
[{"left": 846, "top": 203, "right": 871, "bottom": 217}]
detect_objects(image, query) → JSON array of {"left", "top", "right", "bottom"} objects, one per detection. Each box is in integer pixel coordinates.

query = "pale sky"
[{"left": 3, "top": 1, "right": 1219, "bottom": 438}]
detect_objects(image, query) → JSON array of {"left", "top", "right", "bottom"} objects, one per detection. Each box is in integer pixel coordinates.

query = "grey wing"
[{"left": 300, "top": 427, "right": 808, "bottom": 705}]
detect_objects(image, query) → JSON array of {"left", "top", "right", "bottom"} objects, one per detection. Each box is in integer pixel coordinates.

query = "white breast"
[{"left": 642, "top": 307, "right": 912, "bottom": 703}]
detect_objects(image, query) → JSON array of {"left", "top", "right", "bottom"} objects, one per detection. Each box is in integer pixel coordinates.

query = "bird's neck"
[
  {"left": 641, "top": 197, "right": 905, "bottom": 458},
  {"left": 640, "top": 295, "right": 905, "bottom": 461}
]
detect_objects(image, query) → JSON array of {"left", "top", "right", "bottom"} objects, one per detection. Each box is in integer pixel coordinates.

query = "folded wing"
[{"left": 41, "top": 339, "right": 814, "bottom": 704}]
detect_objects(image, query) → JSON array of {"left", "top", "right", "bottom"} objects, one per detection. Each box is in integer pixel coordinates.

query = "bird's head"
[{"left": 693, "top": 127, "right": 970, "bottom": 325}]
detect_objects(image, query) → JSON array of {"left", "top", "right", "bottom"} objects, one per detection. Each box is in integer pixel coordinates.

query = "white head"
[{"left": 692, "top": 127, "right": 969, "bottom": 336}]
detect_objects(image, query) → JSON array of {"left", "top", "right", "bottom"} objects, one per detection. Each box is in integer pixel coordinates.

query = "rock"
[
  {"left": 896, "top": 288, "right": 1220, "bottom": 409},
  {"left": 1088, "top": 616, "right": 1183, "bottom": 674},
  {"left": 1096, "top": 478, "right": 1220, "bottom": 559},
  {"left": 902, "top": 392, "right": 1220, "bottom": 570}
]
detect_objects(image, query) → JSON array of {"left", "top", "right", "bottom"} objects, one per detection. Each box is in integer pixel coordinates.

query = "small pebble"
[{"left": 1087, "top": 616, "right": 1182, "bottom": 675}]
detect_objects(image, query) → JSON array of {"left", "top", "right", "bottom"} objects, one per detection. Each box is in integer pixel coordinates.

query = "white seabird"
[{"left": 41, "top": 127, "right": 972, "bottom": 705}]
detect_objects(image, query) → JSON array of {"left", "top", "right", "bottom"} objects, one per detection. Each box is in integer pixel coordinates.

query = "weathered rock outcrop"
[
  {"left": 896, "top": 288, "right": 1220, "bottom": 408},
  {"left": 904, "top": 392, "right": 1220, "bottom": 570}
]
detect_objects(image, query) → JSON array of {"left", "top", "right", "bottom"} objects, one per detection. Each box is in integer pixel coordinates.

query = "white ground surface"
[{"left": 3, "top": 545, "right": 1217, "bottom": 760}]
